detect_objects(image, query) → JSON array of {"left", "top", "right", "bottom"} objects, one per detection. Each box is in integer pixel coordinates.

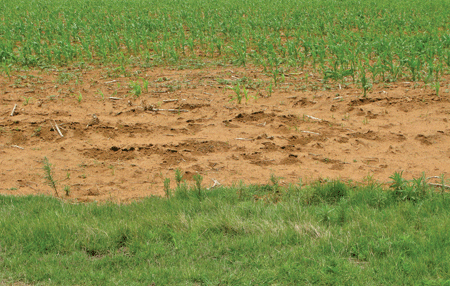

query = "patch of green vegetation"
[
  {"left": 1, "top": 0, "right": 449, "bottom": 91},
  {"left": 1, "top": 173, "right": 450, "bottom": 285}
]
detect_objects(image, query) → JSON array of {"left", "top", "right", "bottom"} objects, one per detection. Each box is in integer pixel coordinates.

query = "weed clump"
[{"left": 309, "top": 180, "right": 348, "bottom": 204}]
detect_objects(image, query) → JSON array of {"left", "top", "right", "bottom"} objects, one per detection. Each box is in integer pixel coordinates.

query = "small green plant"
[
  {"left": 439, "top": 174, "right": 447, "bottom": 197},
  {"left": 23, "top": 97, "right": 32, "bottom": 106},
  {"left": 175, "top": 168, "right": 183, "bottom": 188},
  {"left": 77, "top": 92, "right": 82, "bottom": 103},
  {"left": 97, "top": 90, "right": 105, "bottom": 100},
  {"left": 193, "top": 174, "right": 203, "bottom": 198},
  {"left": 270, "top": 173, "right": 280, "bottom": 187},
  {"left": 164, "top": 178, "right": 171, "bottom": 198},
  {"left": 229, "top": 83, "right": 243, "bottom": 104},
  {"left": 434, "top": 81, "right": 440, "bottom": 97},
  {"left": 389, "top": 171, "right": 428, "bottom": 202},
  {"left": 129, "top": 81, "right": 142, "bottom": 97},
  {"left": 42, "top": 157, "right": 58, "bottom": 197},
  {"left": 143, "top": 80, "right": 149, "bottom": 93},
  {"left": 359, "top": 66, "right": 372, "bottom": 97},
  {"left": 266, "top": 83, "right": 273, "bottom": 97},
  {"left": 63, "top": 185, "right": 70, "bottom": 196},
  {"left": 108, "top": 165, "right": 115, "bottom": 175},
  {"left": 32, "top": 126, "right": 41, "bottom": 137}
]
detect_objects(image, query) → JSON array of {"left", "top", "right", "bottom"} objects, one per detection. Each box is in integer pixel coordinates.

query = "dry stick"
[
  {"left": 235, "top": 138, "right": 253, "bottom": 141},
  {"left": 10, "top": 104, "right": 17, "bottom": 116},
  {"left": 109, "top": 97, "right": 122, "bottom": 100},
  {"left": 11, "top": 145, "right": 24, "bottom": 150},
  {"left": 26, "top": 184, "right": 38, "bottom": 191},
  {"left": 53, "top": 120, "right": 64, "bottom": 137},
  {"left": 301, "top": 131, "right": 320, "bottom": 135},
  {"left": 208, "top": 178, "right": 221, "bottom": 190},
  {"left": 163, "top": 99, "right": 179, "bottom": 103},
  {"left": 427, "top": 176, "right": 441, "bottom": 180},
  {"left": 305, "top": 115, "right": 323, "bottom": 121},
  {"left": 429, "top": 183, "right": 450, "bottom": 190},
  {"left": 147, "top": 108, "right": 189, "bottom": 113},
  {"left": 105, "top": 80, "right": 118, "bottom": 84}
]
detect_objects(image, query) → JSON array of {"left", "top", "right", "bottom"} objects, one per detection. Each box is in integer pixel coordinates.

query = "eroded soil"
[{"left": 1, "top": 65, "right": 449, "bottom": 202}]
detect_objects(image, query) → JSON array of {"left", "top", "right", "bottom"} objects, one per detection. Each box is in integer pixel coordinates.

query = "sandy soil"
[{"left": 1, "top": 65, "right": 449, "bottom": 202}]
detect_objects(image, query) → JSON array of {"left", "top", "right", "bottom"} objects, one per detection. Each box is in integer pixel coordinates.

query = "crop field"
[{"left": 1, "top": 0, "right": 450, "bottom": 284}]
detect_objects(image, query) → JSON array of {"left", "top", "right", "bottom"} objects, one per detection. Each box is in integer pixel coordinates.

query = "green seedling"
[
  {"left": 23, "top": 97, "right": 32, "bottom": 106},
  {"left": 143, "top": 80, "right": 149, "bottom": 93},
  {"left": 229, "top": 83, "right": 250, "bottom": 104},
  {"left": 164, "top": 178, "right": 171, "bottom": 198},
  {"left": 266, "top": 83, "right": 273, "bottom": 97},
  {"left": 77, "top": 93, "right": 82, "bottom": 103},
  {"left": 193, "top": 174, "right": 203, "bottom": 198},
  {"left": 175, "top": 168, "right": 183, "bottom": 188},
  {"left": 63, "top": 185, "right": 70, "bottom": 197},
  {"left": 42, "top": 157, "right": 58, "bottom": 197},
  {"left": 129, "top": 81, "right": 142, "bottom": 97},
  {"left": 32, "top": 126, "right": 41, "bottom": 137}
]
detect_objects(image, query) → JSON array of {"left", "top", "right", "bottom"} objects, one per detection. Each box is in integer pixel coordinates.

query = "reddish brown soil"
[{"left": 1, "top": 65, "right": 449, "bottom": 202}]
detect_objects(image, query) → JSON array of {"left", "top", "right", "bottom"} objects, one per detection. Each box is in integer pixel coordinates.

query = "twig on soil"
[
  {"left": 163, "top": 99, "right": 179, "bottom": 103},
  {"left": 427, "top": 176, "right": 441, "bottom": 180},
  {"left": 53, "top": 120, "right": 64, "bottom": 137},
  {"left": 11, "top": 145, "right": 24, "bottom": 150},
  {"left": 194, "top": 96, "right": 212, "bottom": 102},
  {"left": 105, "top": 80, "right": 118, "bottom": 84},
  {"left": 208, "top": 178, "right": 221, "bottom": 190},
  {"left": 26, "top": 184, "right": 38, "bottom": 191},
  {"left": 109, "top": 97, "right": 123, "bottom": 100},
  {"left": 308, "top": 153, "right": 321, "bottom": 157},
  {"left": 305, "top": 115, "right": 323, "bottom": 121},
  {"left": 10, "top": 104, "right": 17, "bottom": 116},
  {"left": 235, "top": 138, "right": 253, "bottom": 141},
  {"left": 429, "top": 183, "right": 450, "bottom": 190},
  {"left": 146, "top": 108, "right": 189, "bottom": 113},
  {"left": 301, "top": 131, "right": 320, "bottom": 135}
]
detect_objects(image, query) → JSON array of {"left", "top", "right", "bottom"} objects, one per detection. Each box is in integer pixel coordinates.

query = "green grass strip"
[{"left": 1, "top": 175, "right": 450, "bottom": 285}]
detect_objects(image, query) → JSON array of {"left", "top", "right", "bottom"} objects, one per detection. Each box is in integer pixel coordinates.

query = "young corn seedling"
[
  {"left": 266, "top": 83, "right": 273, "bottom": 97},
  {"left": 129, "top": 81, "right": 142, "bottom": 97},
  {"left": 143, "top": 80, "right": 149, "bottom": 93},
  {"left": 229, "top": 83, "right": 243, "bottom": 104},
  {"left": 359, "top": 66, "right": 371, "bottom": 97}
]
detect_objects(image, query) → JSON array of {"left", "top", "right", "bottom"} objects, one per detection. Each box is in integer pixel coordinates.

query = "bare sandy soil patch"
[{"left": 1, "top": 66, "right": 449, "bottom": 202}]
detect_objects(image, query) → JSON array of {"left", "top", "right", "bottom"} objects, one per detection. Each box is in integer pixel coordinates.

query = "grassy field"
[{"left": 1, "top": 173, "right": 450, "bottom": 285}]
